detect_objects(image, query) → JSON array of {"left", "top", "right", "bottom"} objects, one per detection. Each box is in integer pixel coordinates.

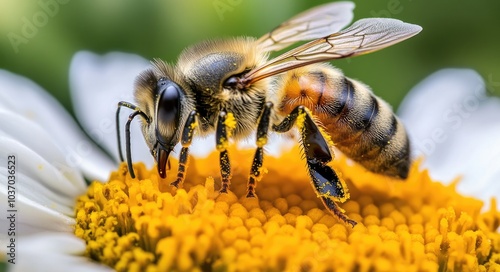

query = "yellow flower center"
[{"left": 74, "top": 146, "right": 500, "bottom": 271}]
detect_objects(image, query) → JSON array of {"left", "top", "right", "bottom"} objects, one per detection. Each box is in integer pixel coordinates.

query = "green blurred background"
[{"left": 1, "top": 0, "right": 499, "bottom": 114}]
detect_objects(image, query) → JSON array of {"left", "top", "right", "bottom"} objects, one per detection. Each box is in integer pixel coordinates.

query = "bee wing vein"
[
  {"left": 246, "top": 18, "right": 422, "bottom": 84},
  {"left": 257, "top": 1, "right": 355, "bottom": 52}
]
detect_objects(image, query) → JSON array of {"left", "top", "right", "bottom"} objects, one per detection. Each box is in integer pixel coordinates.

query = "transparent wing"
[
  {"left": 245, "top": 18, "right": 422, "bottom": 84},
  {"left": 256, "top": 1, "right": 354, "bottom": 52}
]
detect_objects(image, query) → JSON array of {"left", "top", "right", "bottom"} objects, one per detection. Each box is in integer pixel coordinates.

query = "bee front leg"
[
  {"left": 273, "top": 105, "right": 356, "bottom": 227},
  {"left": 247, "top": 102, "right": 273, "bottom": 198},
  {"left": 171, "top": 110, "right": 197, "bottom": 188},
  {"left": 216, "top": 110, "right": 233, "bottom": 193}
]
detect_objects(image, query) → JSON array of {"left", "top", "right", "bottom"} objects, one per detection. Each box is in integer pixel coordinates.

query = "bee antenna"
[{"left": 116, "top": 101, "right": 150, "bottom": 179}]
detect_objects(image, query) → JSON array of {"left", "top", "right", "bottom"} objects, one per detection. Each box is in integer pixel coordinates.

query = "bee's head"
[
  {"left": 133, "top": 61, "right": 192, "bottom": 179},
  {"left": 152, "top": 78, "right": 184, "bottom": 178}
]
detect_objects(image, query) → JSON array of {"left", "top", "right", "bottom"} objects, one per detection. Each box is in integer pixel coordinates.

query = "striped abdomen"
[{"left": 276, "top": 64, "right": 410, "bottom": 178}]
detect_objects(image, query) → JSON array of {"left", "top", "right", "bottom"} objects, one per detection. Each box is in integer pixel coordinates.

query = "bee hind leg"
[
  {"left": 170, "top": 110, "right": 197, "bottom": 188},
  {"left": 273, "top": 105, "right": 356, "bottom": 227},
  {"left": 321, "top": 197, "right": 357, "bottom": 227},
  {"left": 246, "top": 102, "right": 273, "bottom": 198}
]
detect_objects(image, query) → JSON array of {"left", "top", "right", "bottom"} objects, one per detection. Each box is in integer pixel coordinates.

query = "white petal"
[
  {"left": 0, "top": 167, "right": 75, "bottom": 216},
  {"left": 5, "top": 232, "right": 112, "bottom": 272},
  {"left": 0, "top": 70, "right": 116, "bottom": 182},
  {"left": 237, "top": 133, "right": 295, "bottom": 158},
  {"left": 0, "top": 185, "right": 74, "bottom": 233},
  {"left": 398, "top": 69, "right": 500, "bottom": 203},
  {"left": 182, "top": 134, "right": 215, "bottom": 158},
  {"left": 0, "top": 140, "right": 76, "bottom": 228},
  {"left": 0, "top": 111, "right": 86, "bottom": 197},
  {"left": 69, "top": 51, "right": 154, "bottom": 168},
  {"left": 398, "top": 69, "right": 484, "bottom": 154}
]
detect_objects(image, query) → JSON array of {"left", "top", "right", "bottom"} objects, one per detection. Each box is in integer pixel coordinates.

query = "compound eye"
[
  {"left": 223, "top": 69, "right": 251, "bottom": 90},
  {"left": 223, "top": 76, "right": 239, "bottom": 89},
  {"left": 156, "top": 79, "right": 182, "bottom": 143}
]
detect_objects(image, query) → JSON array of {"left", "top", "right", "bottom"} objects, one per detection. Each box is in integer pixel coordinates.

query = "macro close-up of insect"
[
  {"left": 5, "top": 0, "right": 500, "bottom": 270},
  {"left": 116, "top": 1, "right": 422, "bottom": 227}
]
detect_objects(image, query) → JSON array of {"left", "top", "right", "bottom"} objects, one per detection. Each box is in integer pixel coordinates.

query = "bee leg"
[
  {"left": 273, "top": 105, "right": 356, "bottom": 227},
  {"left": 321, "top": 197, "right": 357, "bottom": 227},
  {"left": 216, "top": 111, "right": 233, "bottom": 193},
  {"left": 116, "top": 101, "right": 150, "bottom": 178},
  {"left": 171, "top": 110, "right": 198, "bottom": 188},
  {"left": 247, "top": 102, "right": 273, "bottom": 198}
]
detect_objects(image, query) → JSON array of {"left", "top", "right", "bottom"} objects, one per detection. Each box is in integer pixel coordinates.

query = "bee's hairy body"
[
  {"left": 117, "top": 2, "right": 422, "bottom": 227},
  {"left": 137, "top": 38, "right": 410, "bottom": 180},
  {"left": 278, "top": 65, "right": 410, "bottom": 178},
  {"left": 135, "top": 38, "right": 271, "bottom": 141}
]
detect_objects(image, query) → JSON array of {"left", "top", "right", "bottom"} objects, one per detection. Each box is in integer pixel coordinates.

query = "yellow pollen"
[
  {"left": 189, "top": 121, "right": 198, "bottom": 130},
  {"left": 74, "top": 146, "right": 500, "bottom": 271},
  {"left": 296, "top": 111, "right": 306, "bottom": 130},
  {"left": 256, "top": 136, "right": 267, "bottom": 147},
  {"left": 224, "top": 113, "right": 237, "bottom": 136}
]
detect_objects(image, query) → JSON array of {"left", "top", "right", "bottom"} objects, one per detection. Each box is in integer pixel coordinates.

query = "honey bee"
[{"left": 116, "top": 2, "right": 422, "bottom": 226}]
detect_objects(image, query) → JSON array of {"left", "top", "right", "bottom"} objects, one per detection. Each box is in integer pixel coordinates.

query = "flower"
[
  {"left": 0, "top": 68, "right": 115, "bottom": 271},
  {"left": 398, "top": 69, "right": 500, "bottom": 202},
  {"left": 1, "top": 52, "right": 499, "bottom": 271}
]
